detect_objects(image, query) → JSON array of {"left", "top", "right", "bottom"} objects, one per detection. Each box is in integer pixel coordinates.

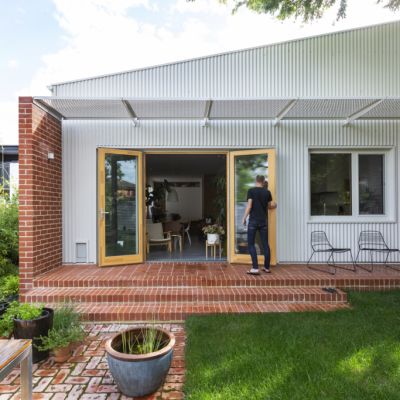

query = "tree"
[{"left": 189, "top": 0, "right": 400, "bottom": 21}]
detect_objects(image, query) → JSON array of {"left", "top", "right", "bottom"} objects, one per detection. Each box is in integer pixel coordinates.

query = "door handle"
[{"left": 99, "top": 209, "right": 110, "bottom": 219}]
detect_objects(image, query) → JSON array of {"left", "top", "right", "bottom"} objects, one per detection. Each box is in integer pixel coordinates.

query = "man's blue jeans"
[{"left": 247, "top": 220, "right": 270, "bottom": 270}]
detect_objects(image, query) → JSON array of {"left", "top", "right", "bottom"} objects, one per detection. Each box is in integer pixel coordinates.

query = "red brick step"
[
  {"left": 45, "top": 301, "right": 350, "bottom": 322},
  {"left": 22, "top": 286, "right": 347, "bottom": 304}
]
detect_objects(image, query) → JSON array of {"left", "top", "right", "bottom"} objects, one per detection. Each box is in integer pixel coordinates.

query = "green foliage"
[
  {"left": 189, "top": 0, "right": 400, "bottom": 21},
  {"left": 185, "top": 291, "right": 400, "bottom": 399},
  {"left": 36, "top": 303, "right": 85, "bottom": 351},
  {"left": 0, "top": 302, "right": 44, "bottom": 337},
  {"left": 0, "top": 275, "right": 19, "bottom": 300},
  {"left": 120, "top": 326, "right": 167, "bottom": 355},
  {"left": 8, "top": 301, "right": 43, "bottom": 320},
  {"left": 202, "top": 224, "right": 225, "bottom": 235},
  {"left": 0, "top": 185, "right": 18, "bottom": 275},
  {"left": 213, "top": 175, "right": 226, "bottom": 226}
]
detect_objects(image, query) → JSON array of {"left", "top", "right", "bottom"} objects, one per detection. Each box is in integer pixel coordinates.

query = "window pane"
[
  {"left": 104, "top": 154, "right": 138, "bottom": 257},
  {"left": 359, "top": 155, "right": 384, "bottom": 215},
  {"left": 234, "top": 153, "right": 269, "bottom": 255},
  {"left": 310, "top": 154, "right": 352, "bottom": 216}
]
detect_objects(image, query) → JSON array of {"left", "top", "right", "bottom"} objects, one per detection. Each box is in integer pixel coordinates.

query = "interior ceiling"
[{"left": 146, "top": 154, "right": 226, "bottom": 176}]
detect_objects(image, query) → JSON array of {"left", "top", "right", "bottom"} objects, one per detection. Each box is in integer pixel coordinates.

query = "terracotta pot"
[
  {"left": 53, "top": 345, "right": 72, "bottom": 363},
  {"left": 106, "top": 327, "right": 175, "bottom": 398}
]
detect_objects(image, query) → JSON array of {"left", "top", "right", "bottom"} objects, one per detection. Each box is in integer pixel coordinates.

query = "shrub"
[
  {"left": 0, "top": 275, "right": 19, "bottom": 300},
  {"left": 0, "top": 185, "right": 18, "bottom": 274},
  {"left": 37, "top": 303, "right": 85, "bottom": 351}
]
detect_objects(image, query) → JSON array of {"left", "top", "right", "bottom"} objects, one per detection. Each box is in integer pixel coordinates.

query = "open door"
[
  {"left": 228, "top": 149, "right": 276, "bottom": 265},
  {"left": 98, "top": 148, "right": 144, "bottom": 266}
]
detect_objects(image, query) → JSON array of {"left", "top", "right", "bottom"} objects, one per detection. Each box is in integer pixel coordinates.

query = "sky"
[{"left": 0, "top": 0, "right": 399, "bottom": 144}]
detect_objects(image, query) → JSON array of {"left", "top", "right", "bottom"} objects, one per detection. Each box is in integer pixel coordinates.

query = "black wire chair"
[
  {"left": 355, "top": 230, "right": 399, "bottom": 272},
  {"left": 307, "top": 231, "right": 356, "bottom": 275}
]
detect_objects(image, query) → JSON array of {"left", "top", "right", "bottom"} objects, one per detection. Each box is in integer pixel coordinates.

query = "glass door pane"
[
  {"left": 229, "top": 149, "right": 276, "bottom": 265},
  {"left": 98, "top": 149, "right": 143, "bottom": 266}
]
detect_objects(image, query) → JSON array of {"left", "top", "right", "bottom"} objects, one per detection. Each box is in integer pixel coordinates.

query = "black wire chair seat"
[
  {"left": 307, "top": 231, "right": 356, "bottom": 275},
  {"left": 356, "top": 231, "right": 400, "bottom": 272}
]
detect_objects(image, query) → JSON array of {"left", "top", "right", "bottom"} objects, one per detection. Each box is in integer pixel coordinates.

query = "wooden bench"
[{"left": 0, "top": 339, "right": 32, "bottom": 400}]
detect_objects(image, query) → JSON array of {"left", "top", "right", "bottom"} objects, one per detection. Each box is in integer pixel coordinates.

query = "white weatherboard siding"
[
  {"left": 62, "top": 120, "right": 400, "bottom": 264},
  {"left": 52, "top": 22, "right": 400, "bottom": 98}
]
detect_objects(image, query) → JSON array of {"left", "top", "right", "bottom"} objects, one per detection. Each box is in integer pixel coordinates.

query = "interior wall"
[{"left": 148, "top": 175, "right": 203, "bottom": 221}]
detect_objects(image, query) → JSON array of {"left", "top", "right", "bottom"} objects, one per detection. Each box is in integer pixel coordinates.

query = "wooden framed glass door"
[
  {"left": 228, "top": 149, "right": 276, "bottom": 265},
  {"left": 98, "top": 148, "right": 144, "bottom": 266}
]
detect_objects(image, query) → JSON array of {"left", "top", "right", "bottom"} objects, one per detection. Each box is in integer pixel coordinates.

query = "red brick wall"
[{"left": 19, "top": 97, "right": 62, "bottom": 293}]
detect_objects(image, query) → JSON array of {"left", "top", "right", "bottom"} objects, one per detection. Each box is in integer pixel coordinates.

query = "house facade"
[{"left": 19, "top": 21, "right": 400, "bottom": 293}]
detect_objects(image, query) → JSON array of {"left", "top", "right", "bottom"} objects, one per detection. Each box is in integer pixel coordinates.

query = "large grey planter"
[{"left": 105, "top": 327, "right": 175, "bottom": 397}]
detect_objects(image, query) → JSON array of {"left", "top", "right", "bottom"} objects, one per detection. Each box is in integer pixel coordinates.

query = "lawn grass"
[{"left": 184, "top": 291, "right": 400, "bottom": 400}]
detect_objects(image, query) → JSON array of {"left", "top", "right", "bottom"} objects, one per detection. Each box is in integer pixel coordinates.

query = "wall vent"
[{"left": 75, "top": 241, "right": 88, "bottom": 263}]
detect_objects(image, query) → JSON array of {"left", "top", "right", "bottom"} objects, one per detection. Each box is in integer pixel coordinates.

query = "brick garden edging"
[{"left": 0, "top": 324, "right": 185, "bottom": 400}]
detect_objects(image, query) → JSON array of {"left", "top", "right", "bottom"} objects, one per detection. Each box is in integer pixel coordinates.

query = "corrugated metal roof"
[
  {"left": 33, "top": 96, "right": 400, "bottom": 123},
  {"left": 48, "top": 21, "right": 399, "bottom": 90}
]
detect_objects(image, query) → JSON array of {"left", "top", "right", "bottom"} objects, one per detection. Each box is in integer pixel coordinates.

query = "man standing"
[{"left": 242, "top": 175, "right": 277, "bottom": 275}]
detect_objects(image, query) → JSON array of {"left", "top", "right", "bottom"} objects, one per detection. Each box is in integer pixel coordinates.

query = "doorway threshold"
[{"left": 146, "top": 259, "right": 228, "bottom": 264}]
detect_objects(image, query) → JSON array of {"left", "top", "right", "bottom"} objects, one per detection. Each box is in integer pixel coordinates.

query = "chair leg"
[
  {"left": 307, "top": 251, "right": 335, "bottom": 275},
  {"left": 383, "top": 250, "right": 400, "bottom": 271},
  {"left": 327, "top": 252, "right": 336, "bottom": 275},
  {"left": 186, "top": 231, "right": 192, "bottom": 246},
  {"left": 306, "top": 251, "right": 315, "bottom": 267},
  {"left": 350, "top": 250, "right": 357, "bottom": 272},
  {"left": 355, "top": 249, "right": 373, "bottom": 273}
]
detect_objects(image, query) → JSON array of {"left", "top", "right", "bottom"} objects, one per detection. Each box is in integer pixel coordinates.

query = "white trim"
[{"left": 308, "top": 147, "right": 396, "bottom": 223}]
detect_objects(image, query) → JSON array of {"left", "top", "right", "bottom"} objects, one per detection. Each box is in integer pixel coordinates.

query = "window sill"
[{"left": 307, "top": 216, "right": 396, "bottom": 224}]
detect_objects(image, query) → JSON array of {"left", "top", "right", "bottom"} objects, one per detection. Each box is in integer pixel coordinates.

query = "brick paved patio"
[{"left": 0, "top": 324, "right": 185, "bottom": 400}]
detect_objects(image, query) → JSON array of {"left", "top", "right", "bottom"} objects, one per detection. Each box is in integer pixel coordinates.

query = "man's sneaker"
[
  {"left": 263, "top": 268, "right": 271, "bottom": 273},
  {"left": 247, "top": 268, "right": 260, "bottom": 275}
]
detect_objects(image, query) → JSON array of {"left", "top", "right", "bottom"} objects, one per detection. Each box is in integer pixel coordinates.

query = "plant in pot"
[
  {"left": 106, "top": 325, "right": 175, "bottom": 397},
  {"left": 1, "top": 302, "right": 54, "bottom": 363},
  {"left": 202, "top": 224, "right": 225, "bottom": 244},
  {"left": 37, "top": 303, "right": 85, "bottom": 363}
]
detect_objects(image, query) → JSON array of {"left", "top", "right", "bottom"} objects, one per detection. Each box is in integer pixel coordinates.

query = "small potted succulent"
[
  {"left": 202, "top": 224, "right": 225, "bottom": 244},
  {"left": 106, "top": 325, "right": 175, "bottom": 397},
  {"left": 37, "top": 303, "right": 85, "bottom": 363},
  {"left": 0, "top": 302, "right": 54, "bottom": 363}
]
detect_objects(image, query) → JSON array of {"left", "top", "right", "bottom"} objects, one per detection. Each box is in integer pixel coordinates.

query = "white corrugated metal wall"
[
  {"left": 56, "top": 21, "right": 400, "bottom": 264},
  {"left": 62, "top": 119, "right": 399, "bottom": 264}
]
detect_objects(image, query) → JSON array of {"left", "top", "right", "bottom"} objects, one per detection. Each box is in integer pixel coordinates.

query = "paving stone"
[
  {"left": 45, "top": 384, "right": 73, "bottom": 393},
  {"left": 1, "top": 324, "right": 185, "bottom": 399}
]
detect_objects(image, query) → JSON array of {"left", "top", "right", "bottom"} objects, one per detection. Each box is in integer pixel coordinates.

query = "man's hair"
[{"left": 255, "top": 175, "right": 265, "bottom": 184}]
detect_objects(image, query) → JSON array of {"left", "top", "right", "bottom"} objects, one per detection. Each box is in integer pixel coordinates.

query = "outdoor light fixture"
[{"left": 47, "top": 152, "right": 55, "bottom": 160}]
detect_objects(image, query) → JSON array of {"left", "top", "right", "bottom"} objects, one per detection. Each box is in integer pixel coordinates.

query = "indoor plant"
[
  {"left": 202, "top": 224, "right": 225, "bottom": 244},
  {"left": 37, "top": 303, "right": 85, "bottom": 362},
  {"left": 106, "top": 325, "right": 175, "bottom": 397},
  {"left": 1, "top": 302, "right": 54, "bottom": 363}
]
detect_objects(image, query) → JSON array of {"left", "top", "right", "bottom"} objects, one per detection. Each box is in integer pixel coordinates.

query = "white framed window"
[{"left": 308, "top": 148, "right": 395, "bottom": 223}]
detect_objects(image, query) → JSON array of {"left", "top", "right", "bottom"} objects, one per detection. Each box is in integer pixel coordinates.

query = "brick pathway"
[{"left": 0, "top": 324, "right": 185, "bottom": 400}]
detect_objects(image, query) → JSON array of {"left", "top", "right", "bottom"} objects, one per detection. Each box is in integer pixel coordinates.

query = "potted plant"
[
  {"left": 105, "top": 325, "right": 175, "bottom": 397},
  {"left": 1, "top": 302, "right": 54, "bottom": 363},
  {"left": 37, "top": 303, "right": 85, "bottom": 363},
  {"left": 202, "top": 224, "right": 225, "bottom": 244}
]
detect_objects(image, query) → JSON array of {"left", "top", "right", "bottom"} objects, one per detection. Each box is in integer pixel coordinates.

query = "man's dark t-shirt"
[{"left": 247, "top": 187, "right": 272, "bottom": 223}]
